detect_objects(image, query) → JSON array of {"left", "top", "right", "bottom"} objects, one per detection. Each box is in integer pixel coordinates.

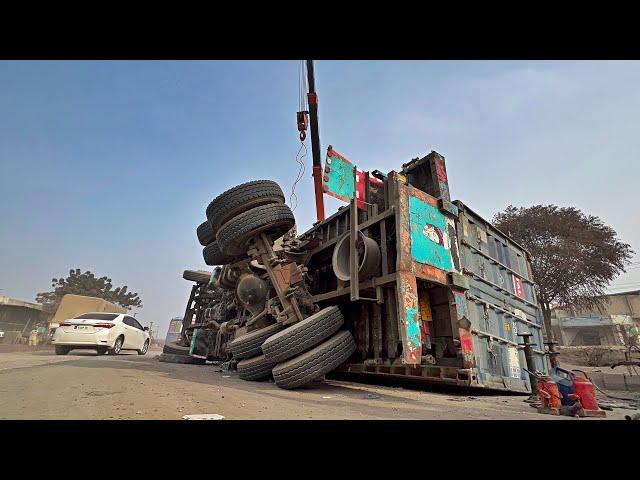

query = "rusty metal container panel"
[
  {"left": 454, "top": 201, "right": 547, "bottom": 393},
  {"left": 394, "top": 177, "right": 463, "bottom": 365},
  {"left": 396, "top": 179, "right": 460, "bottom": 285}
]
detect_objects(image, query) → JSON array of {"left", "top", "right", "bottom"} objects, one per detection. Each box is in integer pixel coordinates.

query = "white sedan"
[{"left": 52, "top": 312, "right": 150, "bottom": 356}]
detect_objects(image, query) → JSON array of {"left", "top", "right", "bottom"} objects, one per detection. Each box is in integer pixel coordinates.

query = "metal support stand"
[
  {"left": 545, "top": 340, "right": 560, "bottom": 369},
  {"left": 350, "top": 196, "right": 359, "bottom": 301},
  {"left": 518, "top": 332, "right": 539, "bottom": 398}
]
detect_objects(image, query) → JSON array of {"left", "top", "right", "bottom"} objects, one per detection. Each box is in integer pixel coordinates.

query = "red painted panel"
[{"left": 512, "top": 274, "right": 525, "bottom": 300}]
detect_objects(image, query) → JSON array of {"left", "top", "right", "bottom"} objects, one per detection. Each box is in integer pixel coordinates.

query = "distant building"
[
  {"left": 551, "top": 290, "right": 640, "bottom": 346},
  {"left": 0, "top": 296, "right": 51, "bottom": 343}
]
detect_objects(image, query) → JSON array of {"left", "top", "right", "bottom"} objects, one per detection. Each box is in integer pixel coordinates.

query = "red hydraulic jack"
[
  {"left": 562, "top": 369, "right": 606, "bottom": 418},
  {"left": 524, "top": 368, "right": 562, "bottom": 416}
]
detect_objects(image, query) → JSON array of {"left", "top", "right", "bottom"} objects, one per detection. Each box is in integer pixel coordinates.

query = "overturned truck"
[{"left": 166, "top": 150, "right": 548, "bottom": 392}]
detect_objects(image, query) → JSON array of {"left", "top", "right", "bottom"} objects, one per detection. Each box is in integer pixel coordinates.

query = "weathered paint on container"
[
  {"left": 305, "top": 150, "right": 548, "bottom": 393},
  {"left": 408, "top": 196, "right": 456, "bottom": 272},
  {"left": 454, "top": 200, "right": 547, "bottom": 390}
]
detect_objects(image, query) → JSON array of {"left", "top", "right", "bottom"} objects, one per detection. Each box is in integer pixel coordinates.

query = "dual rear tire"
[
  {"left": 262, "top": 307, "right": 355, "bottom": 389},
  {"left": 231, "top": 323, "right": 283, "bottom": 381},
  {"left": 272, "top": 330, "right": 356, "bottom": 390},
  {"left": 233, "top": 306, "right": 356, "bottom": 389}
]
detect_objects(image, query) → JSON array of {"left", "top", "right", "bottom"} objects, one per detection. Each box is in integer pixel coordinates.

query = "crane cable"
[{"left": 290, "top": 61, "right": 308, "bottom": 212}]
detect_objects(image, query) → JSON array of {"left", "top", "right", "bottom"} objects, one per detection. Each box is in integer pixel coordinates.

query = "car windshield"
[{"left": 72, "top": 313, "right": 119, "bottom": 321}]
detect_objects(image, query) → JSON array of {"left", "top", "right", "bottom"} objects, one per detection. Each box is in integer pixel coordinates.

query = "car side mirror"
[{"left": 144, "top": 327, "right": 149, "bottom": 331}]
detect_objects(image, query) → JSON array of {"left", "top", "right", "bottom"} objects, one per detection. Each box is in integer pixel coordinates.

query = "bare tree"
[{"left": 493, "top": 205, "right": 633, "bottom": 340}]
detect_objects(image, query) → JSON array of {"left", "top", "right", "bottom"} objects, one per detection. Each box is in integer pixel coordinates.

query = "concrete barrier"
[{"left": 587, "top": 371, "right": 640, "bottom": 392}]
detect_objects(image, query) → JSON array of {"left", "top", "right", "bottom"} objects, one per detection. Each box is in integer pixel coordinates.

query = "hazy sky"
[{"left": 1, "top": 60, "right": 639, "bottom": 334}]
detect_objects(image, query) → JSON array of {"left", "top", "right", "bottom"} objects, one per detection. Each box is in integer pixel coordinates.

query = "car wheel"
[
  {"left": 109, "top": 336, "right": 124, "bottom": 355},
  {"left": 54, "top": 345, "right": 70, "bottom": 355},
  {"left": 216, "top": 203, "right": 295, "bottom": 256},
  {"left": 138, "top": 340, "right": 150, "bottom": 355}
]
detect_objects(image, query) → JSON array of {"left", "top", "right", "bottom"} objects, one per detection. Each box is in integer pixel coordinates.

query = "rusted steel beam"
[
  {"left": 359, "top": 302, "right": 370, "bottom": 359},
  {"left": 179, "top": 284, "right": 199, "bottom": 344},
  {"left": 253, "top": 233, "right": 304, "bottom": 324},
  {"left": 372, "top": 301, "right": 383, "bottom": 359},
  {"left": 380, "top": 216, "right": 389, "bottom": 276},
  {"left": 350, "top": 198, "right": 359, "bottom": 301},
  {"left": 383, "top": 287, "right": 399, "bottom": 359},
  {"left": 335, "top": 363, "right": 464, "bottom": 387},
  {"left": 308, "top": 207, "right": 395, "bottom": 257},
  {"left": 310, "top": 273, "right": 397, "bottom": 303},
  {"left": 396, "top": 271, "right": 421, "bottom": 365}
]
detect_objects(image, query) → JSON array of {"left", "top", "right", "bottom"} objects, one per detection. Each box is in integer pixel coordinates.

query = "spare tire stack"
[{"left": 200, "top": 180, "right": 288, "bottom": 266}]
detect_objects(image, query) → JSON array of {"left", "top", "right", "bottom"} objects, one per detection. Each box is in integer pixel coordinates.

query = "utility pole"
[{"left": 306, "top": 60, "right": 325, "bottom": 222}]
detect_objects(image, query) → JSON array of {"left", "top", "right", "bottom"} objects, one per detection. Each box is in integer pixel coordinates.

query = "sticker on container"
[
  {"left": 512, "top": 309, "right": 527, "bottom": 335},
  {"left": 512, "top": 274, "right": 525, "bottom": 300},
  {"left": 507, "top": 346, "right": 521, "bottom": 378}
]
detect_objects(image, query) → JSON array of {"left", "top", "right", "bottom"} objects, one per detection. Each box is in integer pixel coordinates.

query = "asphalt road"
[{"left": 0, "top": 347, "right": 631, "bottom": 420}]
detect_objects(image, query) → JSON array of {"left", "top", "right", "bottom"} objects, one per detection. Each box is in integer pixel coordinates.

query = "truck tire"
[
  {"left": 197, "top": 221, "right": 216, "bottom": 246},
  {"left": 273, "top": 330, "right": 356, "bottom": 390},
  {"left": 217, "top": 203, "right": 295, "bottom": 256},
  {"left": 237, "top": 354, "right": 277, "bottom": 381},
  {"left": 163, "top": 341, "right": 189, "bottom": 355},
  {"left": 158, "top": 353, "right": 206, "bottom": 365},
  {"left": 206, "top": 180, "right": 285, "bottom": 237},
  {"left": 203, "top": 241, "right": 241, "bottom": 266},
  {"left": 262, "top": 306, "right": 344, "bottom": 363},
  {"left": 228, "top": 323, "right": 283, "bottom": 360},
  {"left": 182, "top": 269, "right": 212, "bottom": 284}
]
